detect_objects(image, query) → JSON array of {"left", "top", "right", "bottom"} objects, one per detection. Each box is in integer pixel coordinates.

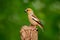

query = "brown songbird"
[{"left": 25, "top": 8, "right": 44, "bottom": 32}]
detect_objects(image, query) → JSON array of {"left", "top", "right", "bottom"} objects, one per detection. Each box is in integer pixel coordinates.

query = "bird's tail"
[{"left": 38, "top": 24, "right": 44, "bottom": 32}]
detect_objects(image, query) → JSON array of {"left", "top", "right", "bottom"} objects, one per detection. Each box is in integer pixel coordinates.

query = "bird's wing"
[
  {"left": 32, "top": 14, "right": 43, "bottom": 27},
  {"left": 32, "top": 14, "right": 39, "bottom": 21}
]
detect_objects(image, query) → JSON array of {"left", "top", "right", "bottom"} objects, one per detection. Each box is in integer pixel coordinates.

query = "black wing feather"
[{"left": 32, "top": 15, "right": 43, "bottom": 27}]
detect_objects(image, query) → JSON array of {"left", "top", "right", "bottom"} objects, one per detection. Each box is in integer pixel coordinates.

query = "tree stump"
[{"left": 20, "top": 25, "right": 38, "bottom": 40}]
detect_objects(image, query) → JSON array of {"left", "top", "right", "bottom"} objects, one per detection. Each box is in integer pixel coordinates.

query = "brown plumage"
[{"left": 25, "top": 8, "right": 44, "bottom": 32}]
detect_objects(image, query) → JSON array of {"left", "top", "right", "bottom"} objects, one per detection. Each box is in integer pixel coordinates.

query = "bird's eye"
[{"left": 27, "top": 10, "right": 28, "bottom": 11}]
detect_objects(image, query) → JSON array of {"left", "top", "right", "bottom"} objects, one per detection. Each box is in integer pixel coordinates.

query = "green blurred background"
[{"left": 0, "top": 0, "right": 60, "bottom": 40}]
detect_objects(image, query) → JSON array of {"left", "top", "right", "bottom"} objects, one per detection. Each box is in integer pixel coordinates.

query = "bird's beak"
[{"left": 24, "top": 10, "right": 27, "bottom": 13}]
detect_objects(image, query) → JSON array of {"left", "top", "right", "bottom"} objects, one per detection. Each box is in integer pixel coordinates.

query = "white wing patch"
[{"left": 32, "top": 16, "right": 38, "bottom": 21}]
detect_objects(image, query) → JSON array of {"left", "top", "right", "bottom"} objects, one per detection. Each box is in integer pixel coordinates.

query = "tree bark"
[{"left": 20, "top": 25, "right": 38, "bottom": 40}]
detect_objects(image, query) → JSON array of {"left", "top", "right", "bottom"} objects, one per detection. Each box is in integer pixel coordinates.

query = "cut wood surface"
[{"left": 20, "top": 25, "right": 38, "bottom": 40}]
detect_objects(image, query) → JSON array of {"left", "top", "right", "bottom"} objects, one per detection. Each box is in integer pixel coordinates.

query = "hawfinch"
[{"left": 25, "top": 8, "right": 44, "bottom": 31}]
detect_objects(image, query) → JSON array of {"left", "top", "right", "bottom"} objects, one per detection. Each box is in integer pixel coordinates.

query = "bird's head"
[{"left": 25, "top": 8, "right": 33, "bottom": 15}]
